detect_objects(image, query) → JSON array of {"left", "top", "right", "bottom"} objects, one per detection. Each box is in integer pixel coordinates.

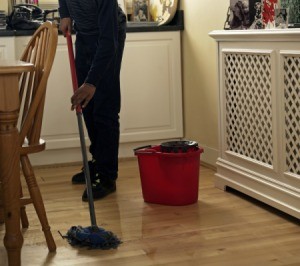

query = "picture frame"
[
  {"left": 225, "top": 0, "right": 299, "bottom": 29},
  {"left": 125, "top": 0, "right": 132, "bottom": 16},
  {"left": 281, "top": 0, "right": 300, "bottom": 27},
  {"left": 248, "top": 0, "right": 264, "bottom": 29},
  {"left": 229, "top": 0, "right": 251, "bottom": 30},
  {"left": 262, "top": 0, "right": 278, "bottom": 28},
  {"left": 132, "top": 0, "right": 150, "bottom": 22},
  {"left": 275, "top": 8, "right": 288, "bottom": 28}
]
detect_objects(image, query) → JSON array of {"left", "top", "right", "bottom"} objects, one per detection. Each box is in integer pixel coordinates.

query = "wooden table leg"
[
  {"left": 0, "top": 110, "right": 23, "bottom": 266},
  {"left": 0, "top": 184, "right": 4, "bottom": 224},
  {"left": 0, "top": 61, "right": 34, "bottom": 266}
]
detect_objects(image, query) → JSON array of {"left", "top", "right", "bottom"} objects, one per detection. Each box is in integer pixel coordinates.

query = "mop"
[{"left": 60, "top": 32, "right": 121, "bottom": 249}]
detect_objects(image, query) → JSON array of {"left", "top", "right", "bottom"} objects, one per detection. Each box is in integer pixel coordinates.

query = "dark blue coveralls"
[{"left": 58, "top": 0, "right": 126, "bottom": 181}]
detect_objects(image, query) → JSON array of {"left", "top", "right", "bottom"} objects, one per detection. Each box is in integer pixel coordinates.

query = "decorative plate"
[{"left": 149, "top": 0, "right": 178, "bottom": 26}]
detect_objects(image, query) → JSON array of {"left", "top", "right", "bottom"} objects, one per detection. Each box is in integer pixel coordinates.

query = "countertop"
[{"left": 0, "top": 10, "right": 184, "bottom": 37}]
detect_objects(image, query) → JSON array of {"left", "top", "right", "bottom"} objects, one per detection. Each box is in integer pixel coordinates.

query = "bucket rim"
[{"left": 134, "top": 145, "right": 204, "bottom": 157}]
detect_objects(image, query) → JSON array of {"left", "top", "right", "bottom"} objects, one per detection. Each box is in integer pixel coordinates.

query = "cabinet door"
[
  {"left": 280, "top": 50, "right": 300, "bottom": 178},
  {"left": 42, "top": 35, "right": 84, "bottom": 150},
  {"left": 120, "top": 31, "right": 183, "bottom": 142},
  {"left": 15, "top": 35, "right": 83, "bottom": 150},
  {"left": 210, "top": 30, "right": 300, "bottom": 219},
  {"left": 14, "top": 32, "right": 183, "bottom": 151},
  {"left": 0, "top": 37, "right": 15, "bottom": 60},
  {"left": 46, "top": 32, "right": 184, "bottom": 150}
]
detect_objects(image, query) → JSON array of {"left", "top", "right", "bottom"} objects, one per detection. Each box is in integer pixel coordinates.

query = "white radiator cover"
[{"left": 210, "top": 29, "right": 300, "bottom": 219}]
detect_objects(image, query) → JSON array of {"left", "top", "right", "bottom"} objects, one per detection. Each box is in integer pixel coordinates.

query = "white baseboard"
[
  {"left": 29, "top": 140, "right": 218, "bottom": 167},
  {"left": 197, "top": 144, "right": 218, "bottom": 168},
  {"left": 216, "top": 159, "right": 300, "bottom": 219}
]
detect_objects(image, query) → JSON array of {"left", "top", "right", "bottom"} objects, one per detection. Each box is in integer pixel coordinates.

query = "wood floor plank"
[{"left": 0, "top": 159, "right": 299, "bottom": 266}]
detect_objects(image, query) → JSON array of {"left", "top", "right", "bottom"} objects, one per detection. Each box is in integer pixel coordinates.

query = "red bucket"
[{"left": 134, "top": 144, "right": 204, "bottom": 206}]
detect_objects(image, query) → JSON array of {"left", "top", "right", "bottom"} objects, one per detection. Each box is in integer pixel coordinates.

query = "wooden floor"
[{"left": 0, "top": 159, "right": 299, "bottom": 266}]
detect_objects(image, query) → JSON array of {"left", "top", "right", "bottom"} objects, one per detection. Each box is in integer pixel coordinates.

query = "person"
[
  {"left": 58, "top": 0, "right": 126, "bottom": 201},
  {"left": 275, "top": 11, "right": 287, "bottom": 28},
  {"left": 230, "top": 0, "right": 250, "bottom": 29},
  {"left": 249, "top": 2, "right": 263, "bottom": 29},
  {"left": 133, "top": 0, "right": 148, "bottom": 20},
  {"left": 134, "top": 8, "right": 147, "bottom": 21}
]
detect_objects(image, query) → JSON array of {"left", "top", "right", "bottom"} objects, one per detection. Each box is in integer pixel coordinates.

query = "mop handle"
[
  {"left": 66, "top": 32, "right": 81, "bottom": 114},
  {"left": 65, "top": 32, "right": 97, "bottom": 227}
]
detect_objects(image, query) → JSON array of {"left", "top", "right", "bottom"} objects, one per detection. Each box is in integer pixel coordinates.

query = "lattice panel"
[
  {"left": 283, "top": 55, "right": 300, "bottom": 176},
  {"left": 224, "top": 52, "right": 273, "bottom": 165}
]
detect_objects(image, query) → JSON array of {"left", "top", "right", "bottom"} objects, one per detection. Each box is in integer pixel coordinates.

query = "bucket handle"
[
  {"left": 134, "top": 145, "right": 159, "bottom": 155},
  {"left": 133, "top": 145, "right": 152, "bottom": 152}
]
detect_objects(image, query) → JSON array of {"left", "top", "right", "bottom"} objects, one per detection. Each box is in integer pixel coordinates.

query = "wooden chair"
[{"left": 0, "top": 21, "right": 58, "bottom": 252}]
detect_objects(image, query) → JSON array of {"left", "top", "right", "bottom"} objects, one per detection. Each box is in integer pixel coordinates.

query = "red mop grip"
[{"left": 66, "top": 32, "right": 82, "bottom": 113}]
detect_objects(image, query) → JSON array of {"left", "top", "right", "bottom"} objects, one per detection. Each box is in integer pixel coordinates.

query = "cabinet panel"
[
  {"left": 42, "top": 36, "right": 82, "bottom": 149},
  {"left": 222, "top": 49, "right": 275, "bottom": 168},
  {"left": 120, "top": 31, "right": 183, "bottom": 142},
  {"left": 210, "top": 30, "right": 300, "bottom": 219},
  {"left": 281, "top": 51, "right": 300, "bottom": 177},
  {"left": 12, "top": 32, "right": 183, "bottom": 151},
  {"left": 0, "top": 37, "right": 15, "bottom": 60}
]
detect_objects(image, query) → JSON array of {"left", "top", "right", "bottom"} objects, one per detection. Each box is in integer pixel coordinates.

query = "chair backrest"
[{"left": 18, "top": 21, "right": 58, "bottom": 147}]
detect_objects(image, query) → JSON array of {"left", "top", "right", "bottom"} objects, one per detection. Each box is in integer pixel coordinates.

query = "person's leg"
[
  {"left": 75, "top": 34, "right": 98, "bottom": 156},
  {"left": 72, "top": 34, "right": 97, "bottom": 184},
  {"left": 93, "top": 80, "right": 121, "bottom": 180},
  {"left": 94, "top": 20, "right": 126, "bottom": 181},
  {"left": 82, "top": 22, "right": 126, "bottom": 200},
  {"left": 81, "top": 67, "right": 119, "bottom": 200}
]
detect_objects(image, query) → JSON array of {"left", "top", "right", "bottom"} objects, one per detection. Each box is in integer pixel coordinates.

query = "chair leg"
[
  {"left": 0, "top": 208, "right": 3, "bottom": 224},
  {"left": 20, "top": 155, "right": 56, "bottom": 252},
  {"left": 19, "top": 181, "right": 29, "bottom": 228},
  {"left": 20, "top": 206, "right": 29, "bottom": 228},
  {"left": 0, "top": 184, "right": 4, "bottom": 224},
  {"left": 0, "top": 204, "right": 3, "bottom": 224}
]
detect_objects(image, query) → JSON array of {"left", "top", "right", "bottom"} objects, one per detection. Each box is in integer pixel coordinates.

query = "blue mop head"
[{"left": 62, "top": 225, "right": 122, "bottom": 249}]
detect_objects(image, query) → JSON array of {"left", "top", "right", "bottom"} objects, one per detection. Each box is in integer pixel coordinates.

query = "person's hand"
[
  {"left": 60, "top": 17, "right": 72, "bottom": 37},
  {"left": 71, "top": 83, "right": 96, "bottom": 110}
]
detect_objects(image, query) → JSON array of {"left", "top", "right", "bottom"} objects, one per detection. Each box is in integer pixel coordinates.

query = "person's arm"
[
  {"left": 58, "top": 0, "right": 70, "bottom": 19},
  {"left": 58, "top": 0, "right": 72, "bottom": 36},
  {"left": 84, "top": 0, "right": 119, "bottom": 87},
  {"left": 71, "top": 0, "right": 121, "bottom": 110}
]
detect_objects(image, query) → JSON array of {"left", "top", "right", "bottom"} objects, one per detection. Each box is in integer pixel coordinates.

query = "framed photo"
[
  {"left": 262, "top": 0, "right": 278, "bottom": 28},
  {"left": 229, "top": 0, "right": 251, "bottom": 30},
  {"left": 275, "top": 8, "right": 288, "bottom": 28},
  {"left": 248, "top": 0, "right": 264, "bottom": 29},
  {"left": 281, "top": 0, "right": 300, "bottom": 27},
  {"left": 125, "top": 0, "right": 132, "bottom": 15},
  {"left": 132, "top": 0, "right": 150, "bottom": 22}
]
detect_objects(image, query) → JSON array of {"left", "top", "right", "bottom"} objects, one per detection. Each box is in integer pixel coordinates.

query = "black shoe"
[
  {"left": 72, "top": 160, "right": 96, "bottom": 184},
  {"left": 82, "top": 176, "right": 116, "bottom": 202}
]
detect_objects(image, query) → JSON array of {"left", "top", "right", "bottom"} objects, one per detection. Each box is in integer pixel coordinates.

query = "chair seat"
[{"left": 20, "top": 138, "right": 45, "bottom": 155}]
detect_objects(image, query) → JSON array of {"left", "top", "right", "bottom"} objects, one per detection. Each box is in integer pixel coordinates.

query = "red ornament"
[{"left": 262, "top": 0, "right": 278, "bottom": 25}]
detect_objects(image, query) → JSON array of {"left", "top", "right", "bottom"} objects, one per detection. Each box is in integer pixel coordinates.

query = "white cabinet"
[
  {"left": 0, "top": 37, "right": 15, "bottom": 60},
  {"left": 7, "top": 31, "right": 183, "bottom": 164},
  {"left": 120, "top": 31, "right": 183, "bottom": 143},
  {"left": 210, "top": 29, "right": 300, "bottom": 219}
]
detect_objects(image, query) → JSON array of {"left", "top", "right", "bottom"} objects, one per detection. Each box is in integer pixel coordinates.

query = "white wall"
[
  {"left": 180, "top": 0, "right": 228, "bottom": 166},
  {"left": 2, "top": 0, "right": 229, "bottom": 166},
  {"left": 37, "top": 0, "right": 229, "bottom": 166},
  {"left": 0, "top": 2, "right": 8, "bottom": 13}
]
